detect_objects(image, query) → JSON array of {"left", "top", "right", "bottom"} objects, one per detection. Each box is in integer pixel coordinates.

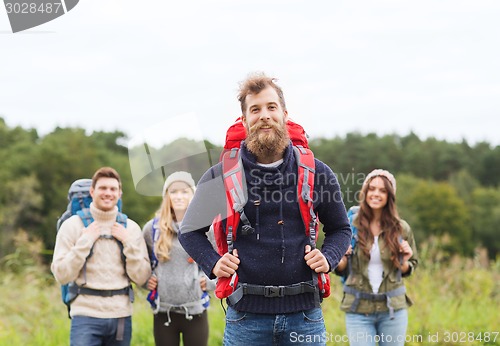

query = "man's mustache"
[{"left": 249, "top": 121, "right": 281, "bottom": 132}]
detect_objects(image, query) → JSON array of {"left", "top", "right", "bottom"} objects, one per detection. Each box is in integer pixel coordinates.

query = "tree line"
[{"left": 0, "top": 117, "right": 498, "bottom": 261}]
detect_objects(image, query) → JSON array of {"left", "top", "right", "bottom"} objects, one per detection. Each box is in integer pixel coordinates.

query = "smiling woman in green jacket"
[{"left": 335, "top": 169, "right": 418, "bottom": 346}]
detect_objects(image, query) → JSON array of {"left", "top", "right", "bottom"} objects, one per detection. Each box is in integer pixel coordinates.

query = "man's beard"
[{"left": 245, "top": 120, "right": 290, "bottom": 159}]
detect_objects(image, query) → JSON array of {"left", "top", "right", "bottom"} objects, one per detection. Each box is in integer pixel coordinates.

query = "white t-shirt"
[
  {"left": 368, "top": 235, "right": 384, "bottom": 293},
  {"left": 257, "top": 159, "right": 284, "bottom": 168}
]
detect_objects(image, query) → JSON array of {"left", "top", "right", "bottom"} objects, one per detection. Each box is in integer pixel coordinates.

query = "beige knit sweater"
[{"left": 51, "top": 203, "right": 151, "bottom": 318}]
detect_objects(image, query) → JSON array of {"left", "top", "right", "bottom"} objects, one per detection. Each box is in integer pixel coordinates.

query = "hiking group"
[{"left": 51, "top": 72, "right": 418, "bottom": 346}]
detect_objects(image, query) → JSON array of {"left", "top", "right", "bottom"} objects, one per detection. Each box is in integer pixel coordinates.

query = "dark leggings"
[{"left": 153, "top": 310, "right": 209, "bottom": 346}]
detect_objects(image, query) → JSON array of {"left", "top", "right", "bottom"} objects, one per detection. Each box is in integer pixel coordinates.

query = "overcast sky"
[{"left": 1, "top": 0, "right": 499, "bottom": 148}]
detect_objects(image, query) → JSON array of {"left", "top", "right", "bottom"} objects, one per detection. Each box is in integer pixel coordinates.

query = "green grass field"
[{"left": 1, "top": 236, "right": 498, "bottom": 345}]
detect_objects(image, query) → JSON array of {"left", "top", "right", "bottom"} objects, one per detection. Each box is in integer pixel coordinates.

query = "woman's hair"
[
  {"left": 354, "top": 175, "right": 403, "bottom": 268},
  {"left": 154, "top": 182, "right": 194, "bottom": 261}
]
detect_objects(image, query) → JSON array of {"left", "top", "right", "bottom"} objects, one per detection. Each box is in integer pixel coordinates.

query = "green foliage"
[
  {"left": 399, "top": 134, "right": 468, "bottom": 181},
  {"left": 477, "top": 146, "right": 500, "bottom": 187},
  {"left": 471, "top": 187, "right": 500, "bottom": 259},
  {"left": 449, "top": 169, "right": 480, "bottom": 201},
  {"left": 0, "top": 176, "right": 42, "bottom": 257},
  {"left": 467, "top": 142, "right": 500, "bottom": 187},
  {"left": 407, "top": 179, "right": 472, "bottom": 256},
  {"left": 0, "top": 117, "right": 499, "bottom": 260},
  {"left": 0, "top": 230, "right": 46, "bottom": 274}
]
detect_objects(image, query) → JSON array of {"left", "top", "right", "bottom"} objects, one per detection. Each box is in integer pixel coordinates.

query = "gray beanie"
[
  {"left": 162, "top": 171, "right": 196, "bottom": 196},
  {"left": 363, "top": 169, "right": 396, "bottom": 193}
]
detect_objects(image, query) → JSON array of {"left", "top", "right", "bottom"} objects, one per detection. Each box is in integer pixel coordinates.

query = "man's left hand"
[{"left": 111, "top": 222, "right": 128, "bottom": 243}]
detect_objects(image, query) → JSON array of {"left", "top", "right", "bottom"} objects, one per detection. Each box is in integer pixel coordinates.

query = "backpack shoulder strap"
[
  {"left": 77, "top": 209, "right": 128, "bottom": 262},
  {"left": 75, "top": 208, "right": 95, "bottom": 285},
  {"left": 293, "top": 145, "right": 317, "bottom": 244},
  {"left": 293, "top": 146, "right": 331, "bottom": 302},
  {"left": 113, "top": 212, "right": 128, "bottom": 265},
  {"left": 221, "top": 148, "right": 247, "bottom": 252},
  {"left": 150, "top": 217, "right": 160, "bottom": 270},
  {"left": 347, "top": 206, "right": 359, "bottom": 251},
  {"left": 343, "top": 206, "right": 359, "bottom": 284},
  {"left": 76, "top": 208, "right": 94, "bottom": 227},
  {"left": 116, "top": 212, "right": 128, "bottom": 227}
]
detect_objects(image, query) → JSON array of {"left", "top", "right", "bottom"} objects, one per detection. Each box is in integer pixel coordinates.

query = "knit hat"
[
  {"left": 162, "top": 171, "right": 196, "bottom": 196},
  {"left": 363, "top": 169, "right": 396, "bottom": 193}
]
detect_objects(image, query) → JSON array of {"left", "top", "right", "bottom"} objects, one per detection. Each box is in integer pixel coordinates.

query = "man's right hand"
[
  {"left": 212, "top": 249, "right": 240, "bottom": 278},
  {"left": 82, "top": 222, "right": 100, "bottom": 242}
]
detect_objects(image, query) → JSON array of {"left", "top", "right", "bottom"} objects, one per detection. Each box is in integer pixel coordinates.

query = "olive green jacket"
[{"left": 335, "top": 219, "right": 418, "bottom": 314}]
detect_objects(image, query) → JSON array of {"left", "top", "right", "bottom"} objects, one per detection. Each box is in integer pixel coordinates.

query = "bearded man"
[{"left": 179, "top": 73, "right": 351, "bottom": 346}]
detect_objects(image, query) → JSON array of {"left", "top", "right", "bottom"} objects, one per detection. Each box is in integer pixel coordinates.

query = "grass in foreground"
[{"left": 1, "top": 234, "right": 498, "bottom": 345}]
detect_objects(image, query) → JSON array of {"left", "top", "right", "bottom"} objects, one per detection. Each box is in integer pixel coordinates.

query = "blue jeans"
[
  {"left": 345, "top": 309, "right": 408, "bottom": 346},
  {"left": 224, "top": 306, "right": 326, "bottom": 346},
  {"left": 70, "top": 316, "right": 132, "bottom": 346}
]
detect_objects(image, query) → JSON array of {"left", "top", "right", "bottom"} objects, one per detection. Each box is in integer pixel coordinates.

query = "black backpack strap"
[
  {"left": 227, "top": 281, "right": 317, "bottom": 305},
  {"left": 343, "top": 285, "right": 406, "bottom": 319},
  {"left": 69, "top": 284, "right": 134, "bottom": 301},
  {"left": 73, "top": 210, "right": 133, "bottom": 301}
]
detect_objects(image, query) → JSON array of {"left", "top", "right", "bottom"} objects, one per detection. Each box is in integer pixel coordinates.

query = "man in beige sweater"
[{"left": 51, "top": 167, "right": 151, "bottom": 346}]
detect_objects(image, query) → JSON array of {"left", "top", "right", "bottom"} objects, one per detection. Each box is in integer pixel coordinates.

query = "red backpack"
[{"left": 212, "top": 118, "right": 331, "bottom": 303}]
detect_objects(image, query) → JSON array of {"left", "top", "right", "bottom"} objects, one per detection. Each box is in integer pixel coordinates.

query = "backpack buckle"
[{"left": 264, "top": 285, "right": 285, "bottom": 298}]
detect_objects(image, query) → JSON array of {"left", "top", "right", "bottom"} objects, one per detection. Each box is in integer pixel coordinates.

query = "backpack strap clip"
[{"left": 226, "top": 227, "right": 234, "bottom": 254}]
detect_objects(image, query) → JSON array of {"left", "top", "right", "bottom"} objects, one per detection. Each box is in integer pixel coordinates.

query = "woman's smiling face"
[{"left": 365, "top": 176, "right": 388, "bottom": 211}]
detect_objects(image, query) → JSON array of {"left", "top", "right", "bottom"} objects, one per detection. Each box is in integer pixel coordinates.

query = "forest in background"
[{"left": 0, "top": 116, "right": 499, "bottom": 262}]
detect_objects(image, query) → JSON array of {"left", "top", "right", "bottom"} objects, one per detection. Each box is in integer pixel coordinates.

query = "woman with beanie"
[
  {"left": 335, "top": 169, "right": 418, "bottom": 346},
  {"left": 142, "top": 171, "right": 215, "bottom": 346}
]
